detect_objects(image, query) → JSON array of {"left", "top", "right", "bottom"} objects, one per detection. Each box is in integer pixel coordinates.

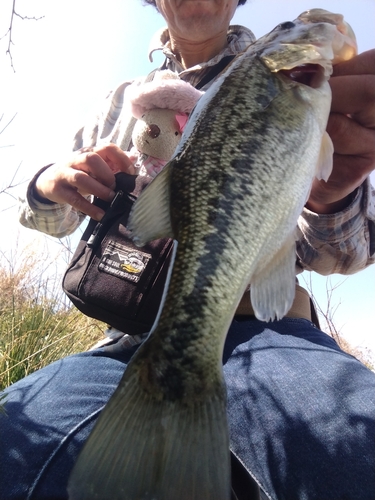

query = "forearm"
[{"left": 297, "top": 179, "right": 375, "bottom": 275}]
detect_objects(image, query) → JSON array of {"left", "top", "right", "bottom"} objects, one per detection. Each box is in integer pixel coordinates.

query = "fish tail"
[{"left": 68, "top": 363, "right": 231, "bottom": 500}]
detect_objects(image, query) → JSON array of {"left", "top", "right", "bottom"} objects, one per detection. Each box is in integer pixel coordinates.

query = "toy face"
[{"left": 132, "top": 108, "right": 183, "bottom": 160}]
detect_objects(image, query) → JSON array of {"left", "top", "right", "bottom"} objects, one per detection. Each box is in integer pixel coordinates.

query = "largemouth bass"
[{"left": 68, "top": 9, "right": 357, "bottom": 500}]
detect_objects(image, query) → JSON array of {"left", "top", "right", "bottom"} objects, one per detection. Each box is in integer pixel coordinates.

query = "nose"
[{"left": 147, "top": 124, "right": 160, "bottom": 139}]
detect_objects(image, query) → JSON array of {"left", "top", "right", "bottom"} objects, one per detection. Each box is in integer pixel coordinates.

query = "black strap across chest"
[
  {"left": 160, "top": 54, "right": 236, "bottom": 90},
  {"left": 195, "top": 55, "right": 236, "bottom": 90}
]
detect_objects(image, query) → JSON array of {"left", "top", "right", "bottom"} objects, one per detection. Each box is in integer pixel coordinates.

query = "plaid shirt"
[{"left": 19, "top": 25, "right": 375, "bottom": 275}]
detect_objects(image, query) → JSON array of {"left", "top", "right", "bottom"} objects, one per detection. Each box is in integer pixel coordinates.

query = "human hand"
[
  {"left": 35, "top": 144, "right": 135, "bottom": 221},
  {"left": 306, "top": 49, "right": 375, "bottom": 214}
]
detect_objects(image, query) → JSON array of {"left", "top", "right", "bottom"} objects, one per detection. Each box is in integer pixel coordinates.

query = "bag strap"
[{"left": 195, "top": 55, "right": 235, "bottom": 90}]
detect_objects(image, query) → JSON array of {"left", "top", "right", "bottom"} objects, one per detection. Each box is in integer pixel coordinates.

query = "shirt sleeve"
[
  {"left": 72, "top": 81, "right": 133, "bottom": 151},
  {"left": 296, "top": 178, "right": 375, "bottom": 275}
]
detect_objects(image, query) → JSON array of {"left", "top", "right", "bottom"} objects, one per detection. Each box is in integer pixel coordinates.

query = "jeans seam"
[
  {"left": 27, "top": 405, "right": 105, "bottom": 500},
  {"left": 230, "top": 448, "right": 274, "bottom": 500}
]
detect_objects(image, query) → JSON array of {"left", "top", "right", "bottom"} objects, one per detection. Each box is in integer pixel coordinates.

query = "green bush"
[
  {"left": 0, "top": 245, "right": 105, "bottom": 390},
  {"left": 0, "top": 302, "right": 104, "bottom": 390}
]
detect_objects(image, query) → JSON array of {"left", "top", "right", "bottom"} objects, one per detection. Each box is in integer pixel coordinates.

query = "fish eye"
[
  {"left": 175, "top": 131, "right": 179, "bottom": 136},
  {"left": 277, "top": 21, "right": 295, "bottom": 30}
]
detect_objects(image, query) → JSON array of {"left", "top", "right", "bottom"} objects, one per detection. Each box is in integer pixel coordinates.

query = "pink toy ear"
[{"left": 176, "top": 113, "right": 188, "bottom": 132}]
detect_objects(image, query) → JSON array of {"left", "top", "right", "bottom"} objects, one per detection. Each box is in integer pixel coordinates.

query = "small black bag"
[{"left": 62, "top": 172, "right": 174, "bottom": 335}]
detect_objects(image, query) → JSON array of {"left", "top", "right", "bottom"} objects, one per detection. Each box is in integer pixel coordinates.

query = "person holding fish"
[{"left": 2, "top": 1, "right": 375, "bottom": 499}]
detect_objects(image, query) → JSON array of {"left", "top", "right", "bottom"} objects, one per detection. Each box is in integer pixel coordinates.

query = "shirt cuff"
[
  {"left": 26, "top": 164, "right": 58, "bottom": 210},
  {"left": 299, "top": 184, "right": 364, "bottom": 244}
]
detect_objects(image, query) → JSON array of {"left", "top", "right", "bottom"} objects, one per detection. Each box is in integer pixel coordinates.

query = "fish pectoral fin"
[
  {"left": 68, "top": 354, "right": 231, "bottom": 500},
  {"left": 129, "top": 162, "right": 174, "bottom": 246},
  {"left": 315, "top": 131, "right": 334, "bottom": 182},
  {"left": 250, "top": 235, "right": 296, "bottom": 322}
]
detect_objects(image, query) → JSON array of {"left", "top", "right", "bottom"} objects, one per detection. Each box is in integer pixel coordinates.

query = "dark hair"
[{"left": 143, "top": 0, "right": 247, "bottom": 8}]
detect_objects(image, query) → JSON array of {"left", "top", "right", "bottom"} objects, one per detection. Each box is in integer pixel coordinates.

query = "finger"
[
  {"left": 331, "top": 154, "right": 374, "bottom": 189},
  {"left": 308, "top": 155, "right": 372, "bottom": 210},
  {"left": 332, "top": 49, "right": 375, "bottom": 77},
  {"left": 75, "top": 152, "right": 117, "bottom": 190},
  {"left": 63, "top": 168, "right": 116, "bottom": 205},
  {"left": 327, "top": 113, "right": 375, "bottom": 158},
  {"left": 94, "top": 143, "right": 135, "bottom": 175},
  {"left": 56, "top": 185, "right": 106, "bottom": 221},
  {"left": 329, "top": 74, "right": 375, "bottom": 127}
]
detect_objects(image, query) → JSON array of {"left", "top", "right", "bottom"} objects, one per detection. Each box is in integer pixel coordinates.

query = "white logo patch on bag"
[{"left": 99, "top": 241, "right": 151, "bottom": 283}]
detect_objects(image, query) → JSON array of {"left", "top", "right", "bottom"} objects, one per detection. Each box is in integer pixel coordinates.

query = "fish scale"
[{"left": 68, "top": 9, "right": 357, "bottom": 500}]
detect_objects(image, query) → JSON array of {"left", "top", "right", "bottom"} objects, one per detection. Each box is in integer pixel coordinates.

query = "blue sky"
[{"left": 1, "top": 0, "right": 374, "bottom": 358}]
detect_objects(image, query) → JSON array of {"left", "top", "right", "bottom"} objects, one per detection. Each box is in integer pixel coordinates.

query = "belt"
[{"left": 235, "top": 284, "right": 313, "bottom": 322}]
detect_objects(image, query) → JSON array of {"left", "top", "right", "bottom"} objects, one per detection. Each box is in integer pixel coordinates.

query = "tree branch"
[
  {"left": 1, "top": 0, "right": 44, "bottom": 72},
  {"left": 0, "top": 112, "right": 17, "bottom": 136},
  {"left": 0, "top": 162, "right": 26, "bottom": 203}
]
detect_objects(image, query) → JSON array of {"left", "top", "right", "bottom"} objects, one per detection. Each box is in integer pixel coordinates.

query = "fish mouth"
[{"left": 279, "top": 64, "right": 325, "bottom": 88}]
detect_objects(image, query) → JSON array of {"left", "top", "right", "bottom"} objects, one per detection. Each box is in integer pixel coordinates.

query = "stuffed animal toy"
[{"left": 125, "top": 71, "right": 203, "bottom": 177}]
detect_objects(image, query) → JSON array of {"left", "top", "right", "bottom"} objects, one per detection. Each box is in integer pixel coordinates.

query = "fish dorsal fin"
[
  {"left": 129, "top": 163, "right": 174, "bottom": 246},
  {"left": 315, "top": 131, "right": 334, "bottom": 181},
  {"left": 250, "top": 234, "right": 297, "bottom": 321}
]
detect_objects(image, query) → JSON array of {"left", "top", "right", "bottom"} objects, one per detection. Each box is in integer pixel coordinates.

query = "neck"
[{"left": 169, "top": 30, "right": 229, "bottom": 69}]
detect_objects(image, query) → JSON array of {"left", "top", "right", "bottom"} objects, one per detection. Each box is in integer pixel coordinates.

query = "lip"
[{"left": 279, "top": 64, "right": 325, "bottom": 88}]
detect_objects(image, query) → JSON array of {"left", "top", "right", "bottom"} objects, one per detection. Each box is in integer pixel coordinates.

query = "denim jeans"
[{"left": 1, "top": 318, "right": 374, "bottom": 500}]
